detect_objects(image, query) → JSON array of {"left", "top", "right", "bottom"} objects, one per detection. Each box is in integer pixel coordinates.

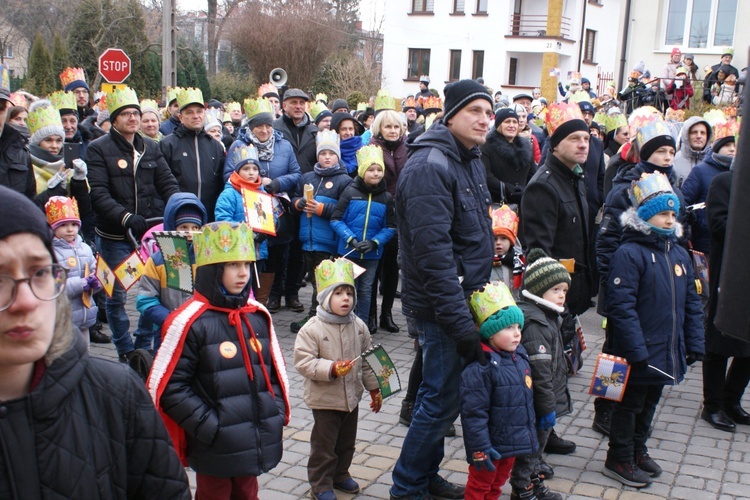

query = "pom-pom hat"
[
  {"left": 522, "top": 249, "right": 571, "bottom": 302},
  {"left": 469, "top": 282, "right": 525, "bottom": 340}
]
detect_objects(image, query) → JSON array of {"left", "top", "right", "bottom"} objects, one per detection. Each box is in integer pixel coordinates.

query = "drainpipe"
[
  {"left": 618, "top": 0, "right": 633, "bottom": 90},
  {"left": 577, "top": 0, "right": 587, "bottom": 71}
]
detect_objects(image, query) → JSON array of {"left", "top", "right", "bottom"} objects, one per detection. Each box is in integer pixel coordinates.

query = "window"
[
  {"left": 584, "top": 29, "right": 596, "bottom": 63},
  {"left": 408, "top": 49, "right": 431, "bottom": 80},
  {"left": 472, "top": 51, "right": 485, "bottom": 80},
  {"left": 508, "top": 57, "right": 518, "bottom": 85},
  {"left": 453, "top": 0, "right": 465, "bottom": 14},
  {"left": 664, "top": 0, "right": 737, "bottom": 49},
  {"left": 449, "top": 50, "right": 462, "bottom": 81},
  {"left": 476, "top": 0, "right": 488, "bottom": 14},
  {"left": 2, "top": 44, "right": 13, "bottom": 59},
  {"left": 411, "top": 0, "right": 434, "bottom": 13}
]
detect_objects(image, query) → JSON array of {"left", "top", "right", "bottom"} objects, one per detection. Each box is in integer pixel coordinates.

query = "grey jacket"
[{"left": 672, "top": 116, "right": 712, "bottom": 188}]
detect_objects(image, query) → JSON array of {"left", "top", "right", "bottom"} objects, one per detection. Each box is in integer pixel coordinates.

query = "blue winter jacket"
[
  {"left": 606, "top": 209, "right": 704, "bottom": 385},
  {"left": 213, "top": 182, "right": 269, "bottom": 261},
  {"left": 291, "top": 163, "right": 352, "bottom": 254},
  {"left": 460, "top": 344, "right": 538, "bottom": 460},
  {"left": 222, "top": 130, "right": 302, "bottom": 194},
  {"left": 331, "top": 176, "right": 396, "bottom": 259}
]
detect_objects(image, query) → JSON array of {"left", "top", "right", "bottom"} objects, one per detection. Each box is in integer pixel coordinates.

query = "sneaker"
[
  {"left": 427, "top": 475, "right": 464, "bottom": 499},
  {"left": 602, "top": 459, "right": 652, "bottom": 488},
  {"left": 635, "top": 451, "right": 662, "bottom": 477},
  {"left": 291, "top": 314, "right": 312, "bottom": 333},
  {"left": 333, "top": 478, "right": 360, "bottom": 494},
  {"left": 266, "top": 296, "right": 281, "bottom": 313},
  {"left": 544, "top": 429, "right": 576, "bottom": 454},
  {"left": 510, "top": 484, "right": 537, "bottom": 500},
  {"left": 531, "top": 475, "right": 562, "bottom": 500},
  {"left": 311, "top": 490, "right": 336, "bottom": 500}
]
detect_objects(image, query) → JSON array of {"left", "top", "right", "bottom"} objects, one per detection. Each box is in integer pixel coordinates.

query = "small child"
[
  {"left": 461, "top": 282, "right": 538, "bottom": 500},
  {"left": 290, "top": 130, "right": 352, "bottom": 332},
  {"left": 46, "top": 196, "right": 102, "bottom": 342},
  {"left": 136, "top": 193, "right": 207, "bottom": 353},
  {"left": 331, "top": 145, "right": 396, "bottom": 325},
  {"left": 666, "top": 66, "right": 694, "bottom": 110},
  {"left": 510, "top": 249, "right": 573, "bottom": 500},
  {"left": 490, "top": 204, "right": 524, "bottom": 299},
  {"left": 294, "top": 258, "right": 382, "bottom": 500},
  {"left": 150, "top": 221, "right": 290, "bottom": 499},
  {"left": 603, "top": 172, "right": 703, "bottom": 488}
]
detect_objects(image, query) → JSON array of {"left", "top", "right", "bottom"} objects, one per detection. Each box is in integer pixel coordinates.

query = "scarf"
[
  {"left": 313, "top": 162, "right": 347, "bottom": 177},
  {"left": 246, "top": 129, "right": 276, "bottom": 162},
  {"left": 229, "top": 171, "right": 262, "bottom": 193},
  {"left": 712, "top": 152, "right": 733, "bottom": 169},
  {"left": 645, "top": 223, "right": 676, "bottom": 236},
  {"left": 377, "top": 134, "right": 402, "bottom": 151},
  {"left": 340, "top": 136, "right": 363, "bottom": 175},
  {"left": 316, "top": 284, "right": 357, "bottom": 324},
  {"left": 29, "top": 144, "right": 64, "bottom": 170}
]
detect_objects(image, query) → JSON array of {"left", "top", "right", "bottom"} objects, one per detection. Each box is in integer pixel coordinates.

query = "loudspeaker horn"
[{"left": 270, "top": 68, "right": 288, "bottom": 87}]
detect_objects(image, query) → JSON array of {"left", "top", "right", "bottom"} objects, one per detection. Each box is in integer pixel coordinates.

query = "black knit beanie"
[
  {"left": 549, "top": 119, "right": 590, "bottom": 149},
  {"left": 712, "top": 135, "right": 735, "bottom": 153},
  {"left": 331, "top": 99, "right": 350, "bottom": 113},
  {"left": 494, "top": 108, "right": 519, "bottom": 129},
  {"left": 443, "top": 79, "right": 493, "bottom": 123},
  {"left": 640, "top": 134, "right": 676, "bottom": 163},
  {"left": 0, "top": 186, "right": 55, "bottom": 261}
]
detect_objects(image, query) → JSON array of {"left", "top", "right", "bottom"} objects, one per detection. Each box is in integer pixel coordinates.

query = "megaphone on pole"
[{"left": 270, "top": 68, "right": 287, "bottom": 87}]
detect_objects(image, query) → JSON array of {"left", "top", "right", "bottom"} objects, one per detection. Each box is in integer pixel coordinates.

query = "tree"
[
  {"left": 3, "top": 0, "right": 81, "bottom": 49},
  {"left": 312, "top": 51, "right": 380, "bottom": 101},
  {"left": 51, "top": 34, "right": 70, "bottom": 82},
  {"left": 26, "top": 33, "right": 56, "bottom": 96},
  {"left": 177, "top": 41, "right": 211, "bottom": 98}
]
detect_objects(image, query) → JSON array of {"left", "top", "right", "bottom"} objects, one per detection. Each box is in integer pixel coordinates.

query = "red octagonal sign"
[{"left": 99, "top": 48, "right": 131, "bottom": 84}]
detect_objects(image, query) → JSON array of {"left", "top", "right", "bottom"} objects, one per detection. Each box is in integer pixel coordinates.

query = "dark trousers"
[
  {"left": 267, "top": 241, "right": 303, "bottom": 301},
  {"left": 510, "top": 427, "right": 552, "bottom": 490},
  {"left": 304, "top": 250, "right": 333, "bottom": 315},
  {"left": 195, "top": 473, "right": 258, "bottom": 500},
  {"left": 404, "top": 342, "right": 423, "bottom": 404},
  {"left": 371, "top": 236, "right": 400, "bottom": 317},
  {"left": 702, "top": 353, "right": 750, "bottom": 412},
  {"left": 607, "top": 383, "right": 664, "bottom": 462},
  {"left": 309, "top": 408, "right": 359, "bottom": 494},
  {"left": 466, "top": 457, "right": 515, "bottom": 500}
]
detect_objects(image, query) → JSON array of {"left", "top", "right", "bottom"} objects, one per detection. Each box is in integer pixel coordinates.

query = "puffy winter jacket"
[
  {"left": 0, "top": 123, "right": 36, "bottom": 198},
  {"left": 460, "top": 344, "right": 538, "bottom": 461},
  {"left": 369, "top": 134, "right": 408, "bottom": 197},
  {"left": 331, "top": 176, "right": 396, "bottom": 259},
  {"left": 160, "top": 124, "right": 225, "bottom": 222},
  {"left": 273, "top": 114, "right": 318, "bottom": 174},
  {"left": 53, "top": 235, "right": 99, "bottom": 329},
  {"left": 86, "top": 128, "right": 180, "bottom": 240},
  {"left": 159, "top": 115, "right": 181, "bottom": 137},
  {"left": 396, "top": 120, "right": 494, "bottom": 341},
  {"left": 223, "top": 130, "right": 302, "bottom": 193},
  {"left": 606, "top": 210, "right": 704, "bottom": 385},
  {"left": 672, "top": 116, "right": 712, "bottom": 188},
  {"left": 0, "top": 334, "right": 190, "bottom": 499},
  {"left": 480, "top": 130, "right": 536, "bottom": 204},
  {"left": 213, "top": 182, "right": 269, "bottom": 260}
]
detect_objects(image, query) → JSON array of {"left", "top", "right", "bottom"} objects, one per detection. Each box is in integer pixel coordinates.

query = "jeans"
[
  {"left": 608, "top": 383, "right": 664, "bottom": 462},
  {"left": 353, "top": 258, "right": 379, "bottom": 325},
  {"left": 390, "top": 318, "right": 462, "bottom": 497},
  {"left": 96, "top": 236, "right": 134, "bottom": 355}
]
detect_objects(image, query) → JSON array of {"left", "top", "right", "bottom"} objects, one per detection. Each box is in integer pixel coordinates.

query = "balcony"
[
  {"left": 504, "top": 14, "right": 576, "bottom": 57},
  {"left": 507, "top": 15, "right": 573, "bottom": 40}
]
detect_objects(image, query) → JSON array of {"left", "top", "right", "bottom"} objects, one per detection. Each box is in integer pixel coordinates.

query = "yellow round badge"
[
  {"left": 525, "top": 375, "right": 533, "bottom": 389},
  {"left": 674, "top": 264, "right": 683, "bottom": 277},
  {"left": 325, "top": 181, "right": 334, "bottom": 189},
  {"left": 219, "top": 341, "right": 237, "bottom": 359},
  {"left": 249, "top": 337, "right": 263, "bottom": 354},
  {"left": 67, "top": 256, "right": 77, "bottom": 268},
  {"left": 117, "top": 159, "right": 128, "bottom": 169}
]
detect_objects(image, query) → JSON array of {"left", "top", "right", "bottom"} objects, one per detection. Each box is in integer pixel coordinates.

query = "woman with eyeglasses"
[{"left": 0, "top": 186, "right": 190, "bottom": 498}]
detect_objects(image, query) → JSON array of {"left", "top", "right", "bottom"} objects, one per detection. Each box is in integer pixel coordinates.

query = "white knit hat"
[{"left": 27, "top": 100, "right": 66, "bottom": 147}]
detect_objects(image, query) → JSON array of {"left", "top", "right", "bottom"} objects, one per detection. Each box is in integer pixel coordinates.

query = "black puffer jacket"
[
  {"left": 86, "top": 127, "right": 180, "bottom": 240},
  {"left": 0, "top": 123, "right": 36, "bottom": 198},
  {"left": 396, "top": 120, "right": 494, "bottom": 342},
  {"left": 160, "top": 124, "right": 225, "bottom": 222},
  {"left": 273, "top": 114, "right": 318, "bottom": 173},
  {"left": 480, "top": 130, "right": 536, "bottom": 204},
  {"left": 0, "top": 334, "right": 190, "bottom": 499},
  {"left": 160, "top": 264, "right": 288, "bottom": 477}
]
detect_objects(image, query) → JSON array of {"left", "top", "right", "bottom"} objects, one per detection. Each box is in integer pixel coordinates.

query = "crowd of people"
[{"left": 0, "top": 44, "right": 746, "bottom": 499}]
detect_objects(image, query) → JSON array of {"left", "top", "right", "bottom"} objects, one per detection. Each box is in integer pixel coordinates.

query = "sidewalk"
[{"left": 90, "top": 285, "right": 750, "bottom": 499}]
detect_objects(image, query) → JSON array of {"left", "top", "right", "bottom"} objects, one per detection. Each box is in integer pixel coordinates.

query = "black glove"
[
  {"left": 354, "top": 240, "right": 377, "bottom": 254},
  {"left": 264, "top": 179, "right": 281, "bottom": 194},
  {"left": 254, "top": 232, "right": 267, "bottom": 244},
  {"left": 295, "top": 198, "right": 307, "bottom": 211},
  {"left": 682, "top": 209, "right": 698, "bottom": 225},
  {"left": 686, "top": 352, "right": 703, "bottom": 365},
  {"left": 347, "top": 237, "right": 359, "bottom": 249},
  {"left": 456, "top": 336, "right": 487, "bottom": 366},
  {"left": 631, "top": 359, "right": 649, "bottom": 371},
  {"left": 125, "top": 214, "right": 149, "bottom": 240}
]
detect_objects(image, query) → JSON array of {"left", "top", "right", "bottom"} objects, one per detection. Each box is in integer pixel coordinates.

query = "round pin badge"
[
  {"left": 325, "top": 181, "right": 334, "bottom": 189},
  {"left": 117, "top": 159, "right": 128, "bottom": 169},
  {"left": 67, "top": 256, "right": 77, "bottom": 268},
  {"left": 674, "top": 264, "right": 683, "bottom": 277},
  {"left": 249, "top": 337, "right": 263, "bottom": 353},
  {"left": 219, "top": 341, "right": 237, "bottom": 359},
  {"left": 525, "top": 375, "right": 533, "bottom": 389}
]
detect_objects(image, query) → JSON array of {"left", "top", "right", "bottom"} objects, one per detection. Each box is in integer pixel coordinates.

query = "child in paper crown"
[
  {"left": 490, "top": 204, "right": 524, "bottom": 300},
  {"left": 602, "top": 172, "right": 703, "bottom": 488},
  {"left": 293, "top": 258, "right": 382, "bottom": 500},
  {"left": 331, "top": 145, "right": 396, "bottom": 326},
  {"left": 150, "top": 221, "right": 290, "bottom": 499},
  {"left": 509, "top": 249, "right": 572, "bottom": 500},
  {"left": 135, "top": 193, "right": 207, "bottom": 352},
  {"left": 460, "top": 282, "right": 538, "bottom": 500},
  {"left": 46, "top": 196, "right": 101, "bottom": 341}
]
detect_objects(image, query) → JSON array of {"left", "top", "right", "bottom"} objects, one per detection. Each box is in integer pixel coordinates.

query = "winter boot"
[
  {"left": 593, "top": 397, "right": 615, "bottom": 435},
  {"left": 603, "top": 458, "right": 652, "bottom": 488},
  {"left": 531, "top": 475, "right": 562, "bottom": 500},
  {"left": 510, "top": 484, "right": 538, "bottom": 500},
  {"left": 399, "top": 399, "right": 414, "bottom": 426},
  {"left": 254, "top": 272, "right": 275, "bottom": 306},
  {"left": 380, "top": 311, "right": 400, "bottom": 332}
]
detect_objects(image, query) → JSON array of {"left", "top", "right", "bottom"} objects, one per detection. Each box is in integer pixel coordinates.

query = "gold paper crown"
[
  {"left": 226, "top": 101, "right": 241, "bottom": 113},
  {"left": 545, "top": 102, "right": 585, "bottom": 137},
  {"left": 244, "top": 97, "right": 274, "bottom": 121},
  {"left": 45, "top": 196, "right": 80, "bottom": 227},
  {"left": 222, "top": 112, "right": 233, "bottom": 123},
  {"left": 107, "top": 86, "right": 139, "bottom": 114},
  {"left": 374, "top": 89, "right": 395, "bottom": 112},
  {"left": 356, "top": 102, "right": 368, "bottom": 112},
  {"left": 176, "top": 87, "right": 204, "bottom": 110},
  {"left": 9, "top": 92, "right": 28, "bottom": 109},
  {"left": 48, "top": 91, "right": 77, "bottom": 111},
  {"left": 402, "top": 97, "right": 419, "bottom": 110},
  {"left": 193, "top": 222, "right": 256, "bottom": 267},
  {"left": 310, "top": 101, "right": 329, "bottom": 120},
  {"left": 490, "top": 204, "right": 518, "bottom": 237},
  {"left": 167, "top": 86, "right": 183, "bottom": 104},
  {"left": 139, "top": 99, "right": 160, "bottom": 113},
  {"left": 664, "top": 108, "right": 685, "bottom": 123},
  {"left": 569, "top": 90, "right": 592, "bottom": 103},
  {"left": 713, "top": 120, "right": 740, "bottom": 141},
  {"left": 27, "top": 101, "right": 63, "bottom": 136},
  {"left": 722, "top": 47, "right": 734, "bottom": 56},
  {"left": 636, "top": 120, "right": 672, "bottom": 151},
  {"left": 0, "top": 65, "right": 9, "bottom": 92},
  {"left": 98, "top": 93, "right": 108, "bottom": 111},
  {"left": 58, "top": 67, "right": 86, "bottom": 89},
  {"left": 316, "top": 129, "right": 340, "bottom": 152},
  {"left": 315, "top": 93, "right": 328, "bottom": 103},
  {"left": 232, "top": 144, "right": 260, "bottom": 169},
  {"left": 628, "top": 172, "right": 675, "bottom": 208},
  {"left": 356, "top": 144, "right": 385, "bottom": 170},
  {"left": 469, "top": 281, "right": 518, "bottom": 326},
  {"left": 627, "top": 106, "right": 662, "bottom": 138},
  {"left": 421, "top": 96, "right": 442, "bottom": 113},
  {"left": 723, "top": 106, "right": 737, "bottom": 118},
  {"left": 605, "top": 113, "right": 628, "bottom": 134},
  {"left": 703, "top": 109, "right": 727, "bottom": 127},
  {"left": 315, "top": 258, "right": 355, "bottom": 292},
  {"left": 258, "top": 83, "right": 279, "bottom": 98}
]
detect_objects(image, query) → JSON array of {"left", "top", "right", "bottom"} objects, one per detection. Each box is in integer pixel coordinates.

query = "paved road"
[{"left": 90, "top": 285, "right": 750, "bottom": 499}]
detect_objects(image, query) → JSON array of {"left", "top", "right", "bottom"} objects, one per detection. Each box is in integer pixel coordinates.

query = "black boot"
[
  {"left": 89, "top": 321, "right": 111, "bottom": 344},
  {"left": 368, "top": 313, "right": 378, "bottom": 334},
  {"left": 399, "top": 400, "right": 414, "bottom": 426},
  {"left": 380, "top": 312, "right": 400, "bottom": 333}
]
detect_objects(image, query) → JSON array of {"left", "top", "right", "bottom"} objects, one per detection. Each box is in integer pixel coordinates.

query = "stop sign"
[{"left": 99, "top": 48, "right": 131, "bottom": 84}]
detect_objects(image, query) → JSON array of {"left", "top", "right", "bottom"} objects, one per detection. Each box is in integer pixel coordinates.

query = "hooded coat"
[
  {"left": 222, "top": 129, "right": 302, "bottom": 193},
  {"left": 480, "top": 129, "right": 536, "bottom": 204},
  {"left": 672, "top": 116, "right": 712, "bottom": 188},
  {"left": 53, "top": 234, "right": 100, "bottom": 329}
]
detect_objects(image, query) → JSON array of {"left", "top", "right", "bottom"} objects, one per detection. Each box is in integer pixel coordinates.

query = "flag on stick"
[
  {"left": 96, "top": 255, "right": 115, "bottom": 298},
  {"left": 153, "top": 232, "right": 194, "bottom": 293},
  {"left": 362, "top": 344, "right": 401, "bottom": 398},
  {"left": 588, "top": 353, "right": 631, "bottom": 402}
]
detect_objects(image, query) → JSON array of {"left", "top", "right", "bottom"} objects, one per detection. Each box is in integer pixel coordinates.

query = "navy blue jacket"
[
  {"left": 460, "top": 344, "right": 538, "bottom": 460},
  {"left": 223, "top": 130, "right": 302, "bottom": 194},
  {"left": 606, "top": 209, "right": 704, "bottom": 385},
  {"left": 396, "top": 121, "right": 494, "bottom": 340}
]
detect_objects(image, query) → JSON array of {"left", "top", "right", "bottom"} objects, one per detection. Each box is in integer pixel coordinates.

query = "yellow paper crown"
[
  {"left": 243, "top": 97, "right": 274, "bottom": 121},
  {"left": 636, "top": 119, "right": 672, "bottom": 151},
  {"left": 356, "top": 102, "right": 368, "bottom": 112},
  {"left": 664, "top": 108, "right": 685, "bottom": 123},
  {"left": 722, "top": 47, "right": 734, "bottom": 57},
  {"left": 628, "top": 172, "right": 675, "bottom": 208},
  {"left": 316, "top": 129, "right": 340, "bottom": 152},
  {"left": 258, "top": 83, "right": 279, "bottom": 98},
  {"left": 139, "top": 99, "right": 160, "bottom": 113},
  {"left": 58, "top": 67, "right": 86, "bottom": 89},
  {"left": 176, "top": 87, "right": 204, "bottom": 110},
  {"left": 713, "top": 120, "right": 740, "bottom": 141},
  {"left": 422, "top": 96, "right": 442, "bottom": 113},
  {"left": 605, "top": 113, "right": 628, "bottom": 134},
  {"left": 315, "top": 93, "right": 328, "bottom": 104},
  {"left": 356, "top": 145, "right": 385, "bottom": 170},
  {"left": 193, "top": 222, "right": 256, "bottom": 267},
  {"left": 627, "top": 106, "right": 662, "bottom": 138},
  {"left": 594, "top": 112, "right": 608, "bottom": 127},
  {"left": 9, "top": 92, "right": 28, "bottom": 108},
  {"left": 374, "top": 89, "right": 395, "bottom": 112},
  {"left": 27, "top": 101, "right": 63, "bottom": 136},
  {"left": 222, "top": 112, "right": 233, "bottom": 123},
  {"left": 167, "top": 86, "right": 183, "bottom": 104},
  {"left": 315, "top": 258, "right": 355, "bottom": 292},
  {"left": 310, "top": 101, "right": 329, "bottom": 120},
  {"left": 469, "top": 281, "right": 518, "bottom": 326},
  {"left": 226, "top": 101, "right": 241, "bottom": 113},
  {"left": 107, "top": 86, "right": 139, "bottom": 115},
  {"left": 545, "top": 102, "right": 585, "bottom": 137},
  {"left": 569, "top": 90, "right": 592, "bottom": 103},
  {"left": 48, "top": 91, "right": 77, "bottom": 111},
  {"left": 45, "top": 196, "right": 80, "bottom": 227},
  {"left": 0, "top": 65, "right": 9, "bottom": 92},
  {"left": 403, "top": 97, "right": 419, "bottom": 110},
  {"left": 490, "top": 204, "right": 518, "bottom": 238}
]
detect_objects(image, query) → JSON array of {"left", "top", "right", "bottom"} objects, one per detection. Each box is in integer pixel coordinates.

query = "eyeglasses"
[
  {"left": 0, "top": 264, "right": 67, "bottom": 311},
  {"left": 119, "top": 110, "right": 141, "bottom": 119},
  {"left": 73, "top": 89, "right": 89, "bottom": 96}
]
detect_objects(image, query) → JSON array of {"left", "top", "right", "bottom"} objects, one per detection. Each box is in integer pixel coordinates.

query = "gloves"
[
  {"left": 346, "top": 237, "right": 359, "bottom": 249},
  {"left": 86, "top": 274, "right": 101, "bottom": 291},
  {"left": 264, "top": 179, "right": 280, "bottom": 194},
  {"left": 331, "top": 360, "right": 354, "bottom": 378},
  {"left": 631, "top": 359, "right": 649, "bottom": 371},
  {"left": 471, "top": 448, "right": 501, "bottom": 472},
  {"left": 295, "top": 198, "right": 307, "bottom": 212},
  {"left": 254, "top": 232, "right": 267, "bottom": 244},
  {"left": 81, "top": 277, "right": 91, "bottom": 292},
  {"left": 369, "top": 389, "right": 383, "bottom": 413},
  {"left": 125, "top": 214, "right": 149, "bottom": 240},
  {"left": 47, "top": 169, "right": 70, "bottom": 190},
  {"left": 456, "top": 336, "right": 487, "bottom": 366},
  {"left": 354, "top": 240, "right": 377, "bottom": 254},
  {"left": 72, "top": 159, "right": 88, "bottom": 181},
  {"left": 683, "top": 209, "right": 698, "bottom": 225},
  {"left": 687, "top": 352, "right": 703, "bottom": 365},
  {"left": 537, "top": 411, "right": 556, "bottom": 430}
]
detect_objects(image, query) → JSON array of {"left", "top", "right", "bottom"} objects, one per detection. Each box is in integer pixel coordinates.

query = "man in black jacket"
[
  {"left": 273, "top": 88, "right": 318, "bottom": 173},
  {"left": 160, "top": 89, "right": 224, "bottom": 221},
  {"left": 390, "top": 80, "right": 494, "bottom": 500}
]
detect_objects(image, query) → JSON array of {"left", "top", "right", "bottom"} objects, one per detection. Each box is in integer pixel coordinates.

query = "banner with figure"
[
  {"left": 362, "top": 344, "right": 401, "bottom": 398},
  {"left": 153, "top": 232, "right": 194, "bottom": 293},
  {"left": 588, "top": 353, "right": 631, "bottom": 402},
  {"left": 242, "top": 188, "right": 276, "bottom": 236}
]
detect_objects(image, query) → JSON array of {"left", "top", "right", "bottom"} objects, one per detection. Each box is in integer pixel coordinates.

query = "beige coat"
[{"left": 294, "top": 315, "right": 379, "bottom": 412}]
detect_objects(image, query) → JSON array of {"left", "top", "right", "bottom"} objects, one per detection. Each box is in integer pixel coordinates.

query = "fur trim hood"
[
  {"left": 620, "top": 206, "right": 683, "bottom": 238},
  {"left": 521, "top": 288, "right": 565, "bottom": 314}
]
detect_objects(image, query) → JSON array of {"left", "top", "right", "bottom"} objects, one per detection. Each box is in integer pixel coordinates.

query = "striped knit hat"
[{"left": 523, "top": 248, "right": 571, "bottom": 298}]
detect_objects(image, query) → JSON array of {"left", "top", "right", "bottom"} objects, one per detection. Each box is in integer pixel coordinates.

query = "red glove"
[
  {"left": 331, "top": 360, "right": 354, "bottom": 378},
  {"left": 369, "top": 389, "right": 382, "bottom": 413}
]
